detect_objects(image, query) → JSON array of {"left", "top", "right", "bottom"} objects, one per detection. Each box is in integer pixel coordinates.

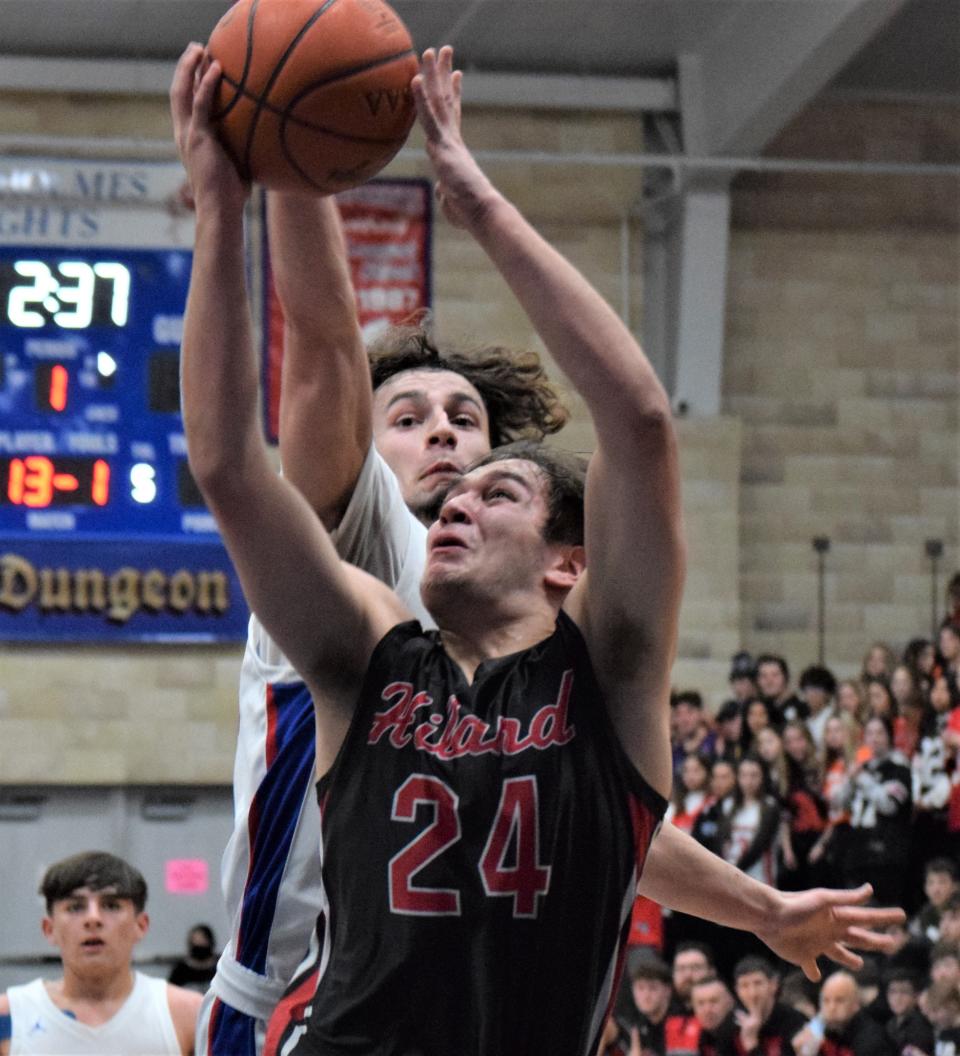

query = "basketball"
[{"left": 207, "top": 0, "right": 418, "bottom": 194}]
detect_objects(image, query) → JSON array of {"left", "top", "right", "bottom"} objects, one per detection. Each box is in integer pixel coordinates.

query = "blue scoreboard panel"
[{"left": 0, "top": 159, "right": 247, "bottom": 641}]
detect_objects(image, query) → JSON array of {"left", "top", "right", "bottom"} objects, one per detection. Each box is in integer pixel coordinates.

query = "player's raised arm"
[
  {"left": 268, "top": 191, "right": 373, "bottom": 528},
  {"left": 172, "top": 45, "right": 404, "bottom": 711},
  {"left": 413, "top": 47, "right": 683, "bottom": 797}
]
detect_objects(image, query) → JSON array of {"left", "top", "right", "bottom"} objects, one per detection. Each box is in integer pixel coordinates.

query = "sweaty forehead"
[
  {"left": 373, "top": 368, "right": 486, "bottom": 413},
  {"left": 448, "top": 459, "right": 544, "bottom": 496}
]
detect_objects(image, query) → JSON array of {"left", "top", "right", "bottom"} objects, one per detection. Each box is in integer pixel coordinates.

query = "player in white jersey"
[
  {"left": 0, "top": 851, "right": 200, "bottom": 1056},
  {"left": 171, "top": 40, "right": 906, "bottom": 1056}
]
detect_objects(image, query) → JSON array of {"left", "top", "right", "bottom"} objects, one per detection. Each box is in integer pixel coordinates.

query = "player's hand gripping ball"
[{"left": 207, "top": 0, "right": 418, "bottom": 194}]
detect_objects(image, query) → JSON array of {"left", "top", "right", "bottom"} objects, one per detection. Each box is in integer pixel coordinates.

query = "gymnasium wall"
[{"left": 0, "top": 89, "right": 956, "bottom": 784}]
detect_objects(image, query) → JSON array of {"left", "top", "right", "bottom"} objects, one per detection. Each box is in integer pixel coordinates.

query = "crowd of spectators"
[{"left": 604, "top": 579, "right": 960, "bottom": 1055}]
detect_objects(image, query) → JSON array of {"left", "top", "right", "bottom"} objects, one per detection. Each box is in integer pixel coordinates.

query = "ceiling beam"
[
  {"left": 0, "top": 55, "right": 676, "bottom": 113},
  {"left": 691, "top": 0, "right": 912, "bottom": 156}
]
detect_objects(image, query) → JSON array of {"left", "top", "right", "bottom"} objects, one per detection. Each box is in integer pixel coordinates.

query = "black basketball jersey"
[{"left": 269, "top": 612, "right": 665, "bottom": 1056}]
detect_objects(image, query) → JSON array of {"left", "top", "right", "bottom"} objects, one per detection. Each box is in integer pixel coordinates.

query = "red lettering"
[
  {"left": 369, "top": 671, "right": 578, "bottom": 760},
  {"left": 368, "top": 682, "right": 434, "bottom": 748}
]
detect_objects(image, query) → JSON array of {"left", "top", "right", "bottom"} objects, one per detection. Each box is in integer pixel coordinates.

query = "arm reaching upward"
[
  {"left": 268, "top": 192, "right": 373, "bottom": 527},
  {"left": 413, "top": 48, "right": 682, "bottom": 796},
  {"left": 172, "top": 45, "right": 406, "bottom": 765}
]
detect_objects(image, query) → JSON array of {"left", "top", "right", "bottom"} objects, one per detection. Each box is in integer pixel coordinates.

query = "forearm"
[
  {"left": 463, "top": 194, "right": 671, "bottom": 433},
  {"left": 182, "top": 202, "right": 264, "bottom": 494},
  {"left": 181, "top": 200, "right": 339, "bottom": 679},
  {"left": 639, "top": 823, "right": 779, "bottom": 930},
  {"left": 268, "top": 192, "right": 372, "bottom": 526}
]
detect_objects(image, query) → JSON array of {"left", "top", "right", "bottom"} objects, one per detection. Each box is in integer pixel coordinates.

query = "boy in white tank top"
[{"left": 0, "top": 851, "right": 200, "bottom": 1056}]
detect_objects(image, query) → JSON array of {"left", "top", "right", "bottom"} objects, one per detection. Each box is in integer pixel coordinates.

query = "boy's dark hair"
[
  {"left": 883, "top": 967, "right": 919, "bottom": 991},
  {"left": 755, "top": 654, "right": 789, "bottom": 682},
  {"left": 799, "top": 664, "right": 837, "bottom": 696},
  {"left": 673, "top": 940, "right": 715, "bottom": 966},
  {"left": 673, "top": 690, "right": 704, "bottom": 711},
  {"left": 470, "top": 440, "right": 586, "bottom": 547},
  {"left": 925, "top": 857, "right": 959, "bottom": 881},
  {"left": 631, "top": 956, "right": 672, "bottom": 985},
  {"left": 733, "top": 956, "right": 778, "bottom": 981},
  {"left": 40, "top": 851, "right": 147, "bottom": 913},
  {"left": 368, "top": 325, "right": 568, "bottom": 448}
]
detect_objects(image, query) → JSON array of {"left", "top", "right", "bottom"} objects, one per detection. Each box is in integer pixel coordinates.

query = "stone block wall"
[{"left": 0, "top": 88, "right": 956, "bottom": 775}]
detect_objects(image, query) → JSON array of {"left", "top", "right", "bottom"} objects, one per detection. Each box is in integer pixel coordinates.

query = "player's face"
[
  {"left": 692, "top": 981, "right": 733, "bottom": 1031},
  {"left": 422, "top": 459, "right": 562, "bottom": 612},
  {"left": 372, "top": 369, "right": 491, "bottom": 522},
  {"left": 42, "top": 886, "right": 147, "bottom": 977}
]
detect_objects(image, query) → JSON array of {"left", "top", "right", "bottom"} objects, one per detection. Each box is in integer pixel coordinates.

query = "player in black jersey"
[
  {"left": 175, "top": 41, "right": 905, "bottom": 1056},
  {"left": 181, "top": 43, "right": 682, "bottom": 1055}
]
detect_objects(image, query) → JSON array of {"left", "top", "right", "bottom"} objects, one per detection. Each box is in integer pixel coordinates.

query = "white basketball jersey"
[{"left": 9, "top": 972, "right": 180, "bottom": 1055}]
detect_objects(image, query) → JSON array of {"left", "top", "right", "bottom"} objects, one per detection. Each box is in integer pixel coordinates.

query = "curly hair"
[{"left": 367, "top": 324, "right": 568, "bottom": 447}]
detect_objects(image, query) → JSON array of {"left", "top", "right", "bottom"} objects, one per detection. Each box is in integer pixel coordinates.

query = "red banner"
[{"left": 263, "top": 179, "right": 432, "bottom": 442}]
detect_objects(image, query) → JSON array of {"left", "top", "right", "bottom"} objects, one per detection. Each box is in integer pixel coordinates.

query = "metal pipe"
[{"left": 0, "top": 134, "right": 958, "bottom": 178}]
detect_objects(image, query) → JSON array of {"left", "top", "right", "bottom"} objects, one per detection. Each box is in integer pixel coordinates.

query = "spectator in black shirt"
[
  {"left": 628, "top": 956, "right": 673, "bottom": 1055},
  {"left": 884, "top": 969, "right": 934, "bottom": 1056},
  {"left": 691, "top": 976, "right": 736, "bottom": 1056},
  {"left": 713, "top": 700, "right": 744, "bottom": 766},
  {"left": 922, "top": 979, "right": 960, "bottom": 1055},
  {"left": 755, "top": 654, "right": 808, "bottom": 727},
  {"left": 792, "top": 970, "right": 895, "bottom": 1055},
  {"left": 732, "top": 956, "right": 806, "bottom": 1056},
  {"left": 167, "top": 923, "right": 217, "bottom": 993}
]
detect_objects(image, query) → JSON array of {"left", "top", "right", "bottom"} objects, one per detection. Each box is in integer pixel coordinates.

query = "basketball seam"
[
  {"left": 221, "top": 46, "right": 414, "bottom": 147},
  {"left": 210, "top": 0, "right": 262, "bottom": 171},
  {"left": 279, "top": 116, "right": 405, "bottom": 192},
  {"left": 240, "top": 0, "right": 342, "bottom": 177}
]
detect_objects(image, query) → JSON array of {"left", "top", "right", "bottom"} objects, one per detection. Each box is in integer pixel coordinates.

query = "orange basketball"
[{"left": 207, "top": 0, "right": 418, "bottom": 194}]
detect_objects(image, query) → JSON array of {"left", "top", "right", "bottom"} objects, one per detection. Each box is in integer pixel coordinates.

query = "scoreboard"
[
  {"left": 0, "top": 161, "right": 431, "bottom": 643},
  {"left": 0, "top": 158, "right": 244, "bottom": 641},
  {"left": 0, "top": 247, "right": 202, "bottom": 536}
]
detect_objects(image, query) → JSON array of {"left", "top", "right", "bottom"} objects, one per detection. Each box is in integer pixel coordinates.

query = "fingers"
[
  {"left": 820, "top": 883, "right": 873, "bottom": 906},
  {"left": 170, "top": 43, "right": 205, "bottom": 131},
  {"left": 826, "top": 941, "right": 864, "bottom": 973},
  {"left": 192, "top": 57, "right": 223, "bottom": 129},
  {"left": 841, "top": 925, "right": 896, "bottom": 952},
  {"left": 835, "top": 904, "right": 907, "bottom": 928},
  {"left": 414, "top": 45, "right": 460, "bottom": 132},
  {"left": 800, "top": 958, "right": 822, "bottom": 983}
]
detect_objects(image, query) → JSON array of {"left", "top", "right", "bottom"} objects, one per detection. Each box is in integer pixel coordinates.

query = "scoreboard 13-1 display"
[{"left": 0, "top": 247, "right": 205, "bottom": 536}]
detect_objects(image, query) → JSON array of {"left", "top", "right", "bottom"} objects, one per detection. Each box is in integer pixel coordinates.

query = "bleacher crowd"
[{"left": 603, "top": 578, "right": 960, "bottom": 1055}]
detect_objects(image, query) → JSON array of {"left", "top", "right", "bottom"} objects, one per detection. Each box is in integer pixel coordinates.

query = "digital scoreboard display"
[
  {"left": 0, "top": 162, "right": 430, "bottom": 642},
  {"left": 0, "top": 246, "right": 204, "bottom": 535},
  {"left": 0, "top": 158, "right": 246, "bottom": 641}
]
